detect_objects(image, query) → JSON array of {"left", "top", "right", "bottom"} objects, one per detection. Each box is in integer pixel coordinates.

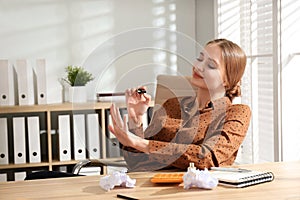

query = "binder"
[
  {"left": 78, "top": 167, "right": 101, "bottom": 176},
  {"left": 0, "top": 60, "right": 15, "bottom": 106},
  {"left": 106, "top": 111, "right": 121, "bottom": 158},
  {"left": 86, "top": 114, "right": 101, "bottom": 159},
  {"left": 14, "top": 171, "right": 26, "bottom": 181},
  {"left": 15, "top": 59, "right": 35, "bottom": 105},
  {"left": 35, "top": 59, "right": 47, "bottom": 104},
  {"left": 58, "top": 115, "right": 71, "bottom": 161},
  {"left": 0, "top": 173, "right": 7, "bottom": 182},
  {"left": 107, "top": 112, "right": 115, "bottom": 139},
  {"left": 13, "top": 117, "right": 26, "bottom": 164},
  {"left": 27, "top": 116, "right": 41, "bottom": 163},
  {"left": 142, "top": 112, "right": 149, "bottom": 130},
  {"left": 73, "top": 114, "right": 86, "bottom": 160},
  {"left": 0, "top": 118, "right": 9, "bottom": 165}
]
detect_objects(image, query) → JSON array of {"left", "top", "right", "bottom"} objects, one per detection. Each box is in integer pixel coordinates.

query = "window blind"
[{"left": 217, "top": 0, "right": 275, "bottom": 164}]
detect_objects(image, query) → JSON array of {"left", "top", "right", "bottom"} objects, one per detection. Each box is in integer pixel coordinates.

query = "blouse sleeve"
[
  {"left": 123, "top": 97, "right": 251, "bottom": 171},
  {"left": 122, "top": 104, "right": 169, "bottom": 171},
  {"left": 147, "top": 104, "right": 251, "bottom": 170}
]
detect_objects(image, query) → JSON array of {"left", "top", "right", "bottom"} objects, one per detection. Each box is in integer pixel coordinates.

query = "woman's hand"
[
  {"left": 108, "top": 103, "right": 149, "bottom": 153},
  {"left": 125, "top": 86, "right": 151, "bottom": 127}
]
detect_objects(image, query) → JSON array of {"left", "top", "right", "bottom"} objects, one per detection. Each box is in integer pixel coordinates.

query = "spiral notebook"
[{"left": 210, "top": 169, "right": 274, "bottom": 188}]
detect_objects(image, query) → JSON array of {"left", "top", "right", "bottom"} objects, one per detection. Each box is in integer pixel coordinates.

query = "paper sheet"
[
  {"left": 183, "top": 163, "right": 218, "bottom": 189},
  {"left": 99, "top": 170, "right": 136, "bottom": 191}
]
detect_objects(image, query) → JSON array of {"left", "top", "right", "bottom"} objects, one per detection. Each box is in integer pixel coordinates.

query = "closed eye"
[
  {"left": 208, "top": 64, "right": 216, "bottom": 69},
  {"left": 197, "top": 58, "right": 203, "bottom": 62},
  {"left": 197, "top": 52, "right": 205, "bottom": 62}
]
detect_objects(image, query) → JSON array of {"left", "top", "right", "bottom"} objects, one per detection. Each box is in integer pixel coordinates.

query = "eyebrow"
[
  {"left": 208, "top": 57, "right": 218, "bottom": 66},
  {"left": 199, "top": 52, "right": 219, "bottom": 66}
]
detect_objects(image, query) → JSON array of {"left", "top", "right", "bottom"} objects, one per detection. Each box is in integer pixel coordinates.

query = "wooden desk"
[{"left": 0, "top": 161, "right": 299, "bottom": 200}]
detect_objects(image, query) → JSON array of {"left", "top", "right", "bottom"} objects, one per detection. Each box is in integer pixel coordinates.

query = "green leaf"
[{"left": 64, "top": 65, "right": 94, "bottom": 86}]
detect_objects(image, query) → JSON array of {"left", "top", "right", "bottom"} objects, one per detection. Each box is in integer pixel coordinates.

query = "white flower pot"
[{"left": 69, "top": 86, "right": 87, "bottom": 103}]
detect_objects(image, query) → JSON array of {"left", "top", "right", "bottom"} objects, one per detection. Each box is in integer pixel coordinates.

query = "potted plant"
[{"left": 63, "top": 65, "right": 94, "bottom": 103}]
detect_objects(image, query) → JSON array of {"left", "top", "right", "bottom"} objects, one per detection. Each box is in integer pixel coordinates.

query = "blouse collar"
[{"left": 200, "top": 96, "right": 231, "bottom": 113}]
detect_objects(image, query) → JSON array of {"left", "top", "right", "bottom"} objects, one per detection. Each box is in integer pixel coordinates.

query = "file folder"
[
  {"left": 15, "top": 59, "right": 35, "bottom": 105},
  {"left": 13, "top": 117, "right": 26, "bottom": 164},
  {"left": 14, "top": 171, "right": 26, "bottom": 181},
  {"left": 35, "top": 59, "right": 47, "bottom": 104},
  {"left": 106, "top": 111, "right": 121, "bottom": 158},
  {"left": 142, "top": 112, "right": 149, "bottom": 130},
  {"left": 86, "top": 114, "right": 101, "bottom": 159},
  {"left": 27, "top": 116, "right": 41, "bottom": 163},
  {"left": 107, "top": 112, "right": 116, "bottom": 139},
  {"left": 78, "top": 167, "right": 101, "bottom": 176},
  {"left": 0, "top": 60, "right": 16, "bottom": 106},
  {"left": 0, "top": 118, "right": 9, "bottom": 165},
  {"left": 0, "top": 173, "right": 7, "bottom": 182},
  {"left": 73, "top": 114, "right": 86, "bottom": 160},
  {"left": 58, "top": 115, "right": 71, "bottom": 161}
]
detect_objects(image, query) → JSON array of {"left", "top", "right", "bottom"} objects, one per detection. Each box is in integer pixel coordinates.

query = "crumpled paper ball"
[
  {"left": 99, "top": 170, "right": 136, "bottom": 191},
  {"left": 183, "top": 163, "right": 218, "bottom": 189}
]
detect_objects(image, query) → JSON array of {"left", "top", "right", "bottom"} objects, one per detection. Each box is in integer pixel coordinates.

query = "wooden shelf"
[
  {"left": 0, "top": 101, "right": 128, "bottom": 114},
  {"left": 0, "top": 101, "right": 154, "bottom": 179},
  {"left": 0, "top": 101, "right": 116, "bottom": 174},
  {"left": 0, "top": 162, "right": 50, "bottom": 170},
  {"left": 51, "top": 160, "right": 78, "bottom": 166}
]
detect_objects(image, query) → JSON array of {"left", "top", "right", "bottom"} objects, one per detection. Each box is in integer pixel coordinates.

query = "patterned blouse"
[{"left": 122, "top": 96, "right": 251, "bottom": 172}]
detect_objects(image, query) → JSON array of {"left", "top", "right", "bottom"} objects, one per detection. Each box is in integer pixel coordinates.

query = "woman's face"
[{"left": 191, "top": 43, "right": 226, "bottom": 92}]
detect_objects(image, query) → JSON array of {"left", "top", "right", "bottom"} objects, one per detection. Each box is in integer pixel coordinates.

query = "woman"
[{"left": 109, "top": 38, "right": 251, "bottom": 171}]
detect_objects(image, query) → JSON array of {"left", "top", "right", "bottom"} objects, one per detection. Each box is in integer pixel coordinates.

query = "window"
[
  {"left": 217, "top": 0, "right": 300, "bottom": 163},
  {"left": 281, "top": 0, "right": 300, "bottom": 161},
  {"left": 217, "top": 0, "right": 276, "bottom": 164}
]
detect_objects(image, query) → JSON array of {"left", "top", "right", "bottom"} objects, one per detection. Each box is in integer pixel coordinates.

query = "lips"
[{"left": 193, "top": 67, "right": 204, "bottom": 79}]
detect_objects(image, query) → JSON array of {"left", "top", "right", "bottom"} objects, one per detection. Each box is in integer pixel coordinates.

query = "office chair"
[
  {"left": 72, "top": 157, "right": 127, "bottom": 175},
  {"left": 70, "top": 75, "right": 197, "bottom": 174},
  {"left": 24, "top": 75, "right": 196, "bottom": 180},
  {"left": 154, "top": 74, "right": 196, "bottom": 105}
]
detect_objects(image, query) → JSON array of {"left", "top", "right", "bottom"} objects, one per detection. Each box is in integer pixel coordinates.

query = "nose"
[{"left": 194, "top": 61, "right": 204, "bottom": 72}]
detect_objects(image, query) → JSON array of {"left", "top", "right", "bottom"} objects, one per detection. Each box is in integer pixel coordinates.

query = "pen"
[
  {"left": 136, "top": 88, "right": 146, "bottom": 94},
  {"left": 210, "top": 167, "right": 251, "bottom": 173},
  {"left": 117, "top": 194, "right": 139, "bottom": 200},
  {"left": 97, "top": 88, "right": 146, "bottom": 97}
]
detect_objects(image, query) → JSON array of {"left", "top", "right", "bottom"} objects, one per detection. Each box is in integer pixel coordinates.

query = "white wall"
[
  {"left": 0, "top": 0, "right": 197, "bottom": 103},
  {"left": 195, "top": 0, "right": 215, "bottom": 47}
]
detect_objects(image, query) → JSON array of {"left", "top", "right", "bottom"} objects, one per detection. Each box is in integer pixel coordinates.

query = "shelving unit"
[{"left": 0, "top": 101, "right": 154, "bottom": 180}]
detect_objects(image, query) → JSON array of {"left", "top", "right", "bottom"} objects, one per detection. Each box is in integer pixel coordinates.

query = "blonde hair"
[{"left": 206, "top": 39, "right": 247, "bottom": 101}]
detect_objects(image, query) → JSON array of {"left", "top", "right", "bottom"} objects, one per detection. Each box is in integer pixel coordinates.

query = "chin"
[
  {"left": 190, "top": 77, "right": 200, "bottom": 87},
  {"left": 191, "top": 76, "right": 207, "bottom": 89}
]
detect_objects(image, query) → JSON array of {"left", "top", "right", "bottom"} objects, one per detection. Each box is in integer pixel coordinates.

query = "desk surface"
[{"left": 0, "top": 161, "right": 300, "bottom": 200}]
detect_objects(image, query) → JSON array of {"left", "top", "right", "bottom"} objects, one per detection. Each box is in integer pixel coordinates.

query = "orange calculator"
[{"left": 150, "top": 173, "right": 185, "bottom": 183}]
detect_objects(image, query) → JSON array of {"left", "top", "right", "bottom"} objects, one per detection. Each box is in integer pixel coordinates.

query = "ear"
[
  {"left": 222, "top": 80, "right": 228, "bottom": 87},
  {"left": 221, "top": 73, "right": 229, "bottom": 87}
]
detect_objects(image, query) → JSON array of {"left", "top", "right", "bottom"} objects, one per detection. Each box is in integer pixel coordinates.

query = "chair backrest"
[{"left": 154, "top": 75, "right": 197, "bottom": 105}]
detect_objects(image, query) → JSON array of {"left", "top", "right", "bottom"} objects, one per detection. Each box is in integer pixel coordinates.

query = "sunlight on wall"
[
  {"left": 91, "top": 0, "right": 196, "bottom": 98},
  {"left": 0, "top": 0, "right": 196, "bottom": 103},
  {"left": 0, "top": 0, "right": 114, "bottom": 103},
  {"left": 63, "top": 1, "right": 115, "bottom": 102},
  {"left": 152, "top": 0, "right": 177, "bottom": 74}
]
